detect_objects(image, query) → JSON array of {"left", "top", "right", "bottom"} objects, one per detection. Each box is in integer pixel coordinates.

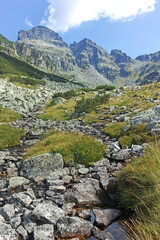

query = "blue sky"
[{"left": 0, "top": 0, "right": 160, "bottom": 58}]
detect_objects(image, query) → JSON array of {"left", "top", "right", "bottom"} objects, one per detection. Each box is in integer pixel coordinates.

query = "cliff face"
[{"left": 1, "top": 26, "right": 160, "bottom": 87}]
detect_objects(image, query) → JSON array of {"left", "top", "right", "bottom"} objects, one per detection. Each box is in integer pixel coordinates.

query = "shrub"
[
  {"left": 47, "top": 99, "right": 57, "bottom": 107},
  {"left": 9, "top": 76, "right": 46, "bottom": 86},
  {"left": 74, "top": 94, "right": 110, "bottom": 115},
  {"left": 118, "top": 141, "right": 160, "bottom": 239},
  {"left": 96, "top": 85, "right": 115, "bottom": 91},
  {"left": 52, "top": 90, "right": 78, "bottom": 99}
]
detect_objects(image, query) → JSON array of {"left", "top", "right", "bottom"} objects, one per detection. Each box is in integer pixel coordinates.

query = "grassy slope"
[
  {"left": 0, "top": 52, "right": 73, "bottom": 86},
  {"left": 118, "top": 141, "right": 160, "bottom": 239},
  {"left": 0, "top": 106, "right": 25, "bottom": 150},
  {"left": 0, "top": 107, "right": 21, "bottom": 122},
  {"left": 25, "top": 130, "right": 105, "bottom": 166}
]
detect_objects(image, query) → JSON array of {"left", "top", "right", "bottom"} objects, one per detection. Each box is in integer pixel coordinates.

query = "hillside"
[{"left": 0, "top": 26, "right": 160, "bottom": 240}]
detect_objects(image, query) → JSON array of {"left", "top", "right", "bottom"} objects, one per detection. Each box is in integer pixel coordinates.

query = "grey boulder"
[
  {"left": 57, "top": 216, "right": 93, "bottom": 238},
  {"left": 22, "top": 153, "right": 64, "bottom": 181}
]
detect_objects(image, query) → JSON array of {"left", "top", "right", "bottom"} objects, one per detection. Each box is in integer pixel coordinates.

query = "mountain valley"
[{"left": 0, "top": 26, "right": 160, "bottom": 240}]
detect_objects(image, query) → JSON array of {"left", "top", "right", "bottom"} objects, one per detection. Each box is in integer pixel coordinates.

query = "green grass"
[
  {"left": 0, "top": 52, "right": 74, "bottom": 85},
  {"left": 118, "top": 141, "right": 160, "bottom": 239},
  {"left": 103, "top": 122, "right": 129, "bottom": 139},
  {"left": 0, "top": 124, "right": 25, "bottom": 150},
  {"left": 52, "top": 90, "right": 79, "bottom": 99},
  {"left": 0, "top": 107, "right": 21, "bottom": 122},
  {"left": 0, "top": 34, "right": 14, "bottom": 48},
  {"left": 25, "top": 130, "right": 105, "bottom": 166},
  {"left": 74, "top": 94, "right": 110, "bottom": 115}
]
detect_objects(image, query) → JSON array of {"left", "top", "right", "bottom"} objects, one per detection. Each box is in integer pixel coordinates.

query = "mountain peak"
[
  {"left": 111, "top": 49, "right": 133, "bottom": 65},
  {"left": 17, "top": 26, "right": 64, "bottom": 44}
]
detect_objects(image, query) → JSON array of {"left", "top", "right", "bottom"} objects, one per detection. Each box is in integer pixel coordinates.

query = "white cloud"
[
  {"left": 41, "top": 0, "right": 156, "bottom": 32},
  {"left": 25, "top": 17, "right": 34, "bottom": 28}
]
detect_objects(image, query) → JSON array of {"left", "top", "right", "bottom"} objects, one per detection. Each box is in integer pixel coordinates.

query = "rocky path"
[{"left": 0, "top": 110, "right": 146, "bottom": 240}]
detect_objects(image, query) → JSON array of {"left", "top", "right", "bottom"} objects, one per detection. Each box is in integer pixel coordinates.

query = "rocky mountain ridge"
[{"left": 1, "top": 26, "right": 160, "bottom": 87}]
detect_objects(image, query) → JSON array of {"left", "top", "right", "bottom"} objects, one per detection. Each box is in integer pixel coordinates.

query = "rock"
[
  {"left": 103, "top": 221, "right": 129, "bottom": 240},
  {"left": 0, "top": 204, "right": 15, "bottom": 221},
  {"left": 62, "top": 203, "right": 75, "bottom": 216},
  {"left": 131, "top": 145, "right": 142, "bottom": 152},
  {"left": 57, "top": 216, "right": 93, "bottom": 238},
  {"left": 22, "top": 153, "right": 64, "bottom": 181},
  {"left": 16, "top": 225, "right": 28, "bottom": 240},
  {"left": 13, "top": 192, "right": 32, "bottom": 207},
  {"left": 34, "top": 224, "right": 54, "bottom": 240},
  {"left": 31, "top": 202, "right": 65, "bottom": 224},
  {"left": 10, "top": 216, "right": 21, "bottom": 229},
  {"left": 92, "top": 226, "right": 104, "bottom": 240},
  {"left": 77, "top": 209, "right": 91, "bottom": 220},
  {"left": 9, "top": 176, "right": 30, "bottom": 188},
  {"left": 131, "top": 105, "right": 160, "bottom": 131},
  {"left": 23, "top": 219, "right": 36, "bottom": 234},
  {"left": 78, "top": 168, "right": 89, "bottom": 175},
  {"left": 65, "top": 178, "right": 105, "bottom": 205},
  {"left": 93, "top": 209, "right": 121, "bottom": 227},
  {"left": 0, "top": 223, "right": 18, "bottom": 240},
  {"left": 111, "top": 149, "right": 131, "bottom": 161}
]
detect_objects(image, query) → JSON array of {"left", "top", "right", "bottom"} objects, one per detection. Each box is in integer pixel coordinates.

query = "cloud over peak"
[{"left": 41, "top": 0, "right": 156, "bottom": 32}]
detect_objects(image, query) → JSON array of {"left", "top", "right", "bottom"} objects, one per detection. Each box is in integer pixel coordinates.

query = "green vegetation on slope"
[
  {"left": 0, "top": 52, "right": 72, "bottom": 86},
  {"left": 0, "top": 34, "right": 14, "bottom": 48},
  {"left": 0, "top": 106, "right": 21, "bottom": 122},
  {"left": 25, "top": 130, "right": 105, "bottom": 166},
  {"left": 118, "top": 141, "right": 160, "bottom": 239},
  {"left": 0, "top": 124, "right": 25, "bottom": 150}
]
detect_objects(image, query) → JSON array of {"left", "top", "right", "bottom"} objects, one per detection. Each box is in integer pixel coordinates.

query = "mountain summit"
[{"left": 1, "top": 26, "right": 160, "bottom": 87}]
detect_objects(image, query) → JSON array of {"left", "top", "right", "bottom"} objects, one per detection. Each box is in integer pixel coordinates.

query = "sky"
[{"left": 0, "top": 0, "right": 160, "bottom": 58}]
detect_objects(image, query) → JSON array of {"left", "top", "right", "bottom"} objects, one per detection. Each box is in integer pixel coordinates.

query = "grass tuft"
[
  {"left": 0, "top": 124, "right": 25, "bottom": 150},
  {"left": 25, "top": 130, "right": 105, "bottom": 166},
  {"left": 118, "top": 141, "right": 160, "bottom": 239}
]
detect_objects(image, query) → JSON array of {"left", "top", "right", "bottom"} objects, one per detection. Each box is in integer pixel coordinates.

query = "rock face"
[
  {"left": 131, "top": 105, "right": 160, "bottom": 133},
  {"left": 22, "top": 153, "right": 64, "bottom": 181},
  {"left": 18, "top": 26, "right": 67, "bottom": 48},
  {"left": 1, "top": 26, "right": 160, "bottom": 87}
]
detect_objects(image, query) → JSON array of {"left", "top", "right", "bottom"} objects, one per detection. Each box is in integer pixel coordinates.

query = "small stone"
[
  {"left": 13, "top": 192, "right": 32, "bottom": 207},
  {"left": 78, "top": 168, "right": 89, "bottom": 175},
  {"left": 10, "top": 216, "right": 21, "bottom": 229},
  {"left": 34, "top": 224, "right": 54, "bottom": 240},
  {"left": 9, "top": 176, "right": 30, "bottom": 189},
  {"left": 16, "top": 225, "right": 28, "bottom": 240},
  {"left": 93, "top": 208, "right": 121, "bottom": 227},
  {"left": 0, "top": 204, "right": 15, "bottom": 221}
]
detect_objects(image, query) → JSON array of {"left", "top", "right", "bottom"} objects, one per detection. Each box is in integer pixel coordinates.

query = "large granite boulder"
[
  {"left": 57, "top": 216, "right": 93, "bottom": 238},
  {"left": 65, "top": 178, "right": 107, "bottom": 205},
  {"left": 22, "top": 153, "right": 64, "bottom": 181},
  {"left": 131, "top": 105, "right": 160, "bottom": 133},
  {"left": 30, "top": 202, "right": 65, "bottom": 224}
]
